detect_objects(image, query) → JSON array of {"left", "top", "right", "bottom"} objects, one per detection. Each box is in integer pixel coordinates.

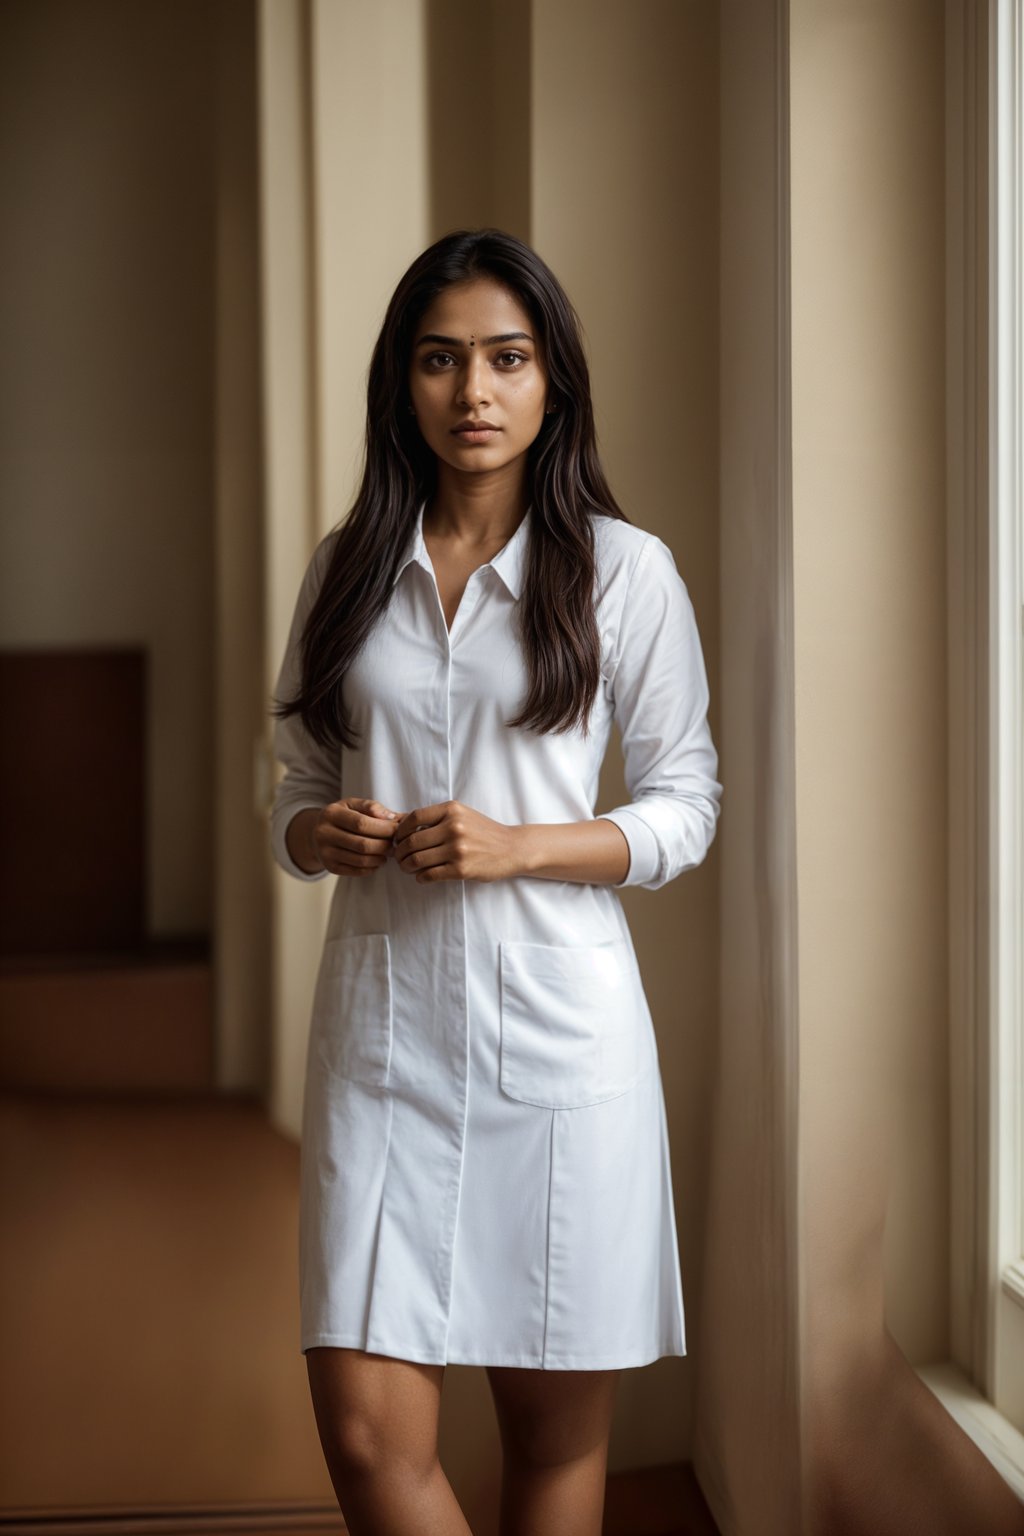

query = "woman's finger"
[
  {"left": 396, "top": 837, "right": 450, "bottom": 872},
  {"left": 344, "top": 796, "right": 401, "bottom": 824},
  {"left": 323, "top": 847, "right": 389, "bottom": 874},
  {"left": 366, "top": 800, "right": 402, "bottom": 822},
  {"left": 392, "top": 801, "right": 449, "bottom": 842},
  {"left": 322, "top": 801, "right": 397, "bottom": 844},
  {"left": 319, "top": 822, "right": 393, "bottom": 857}
]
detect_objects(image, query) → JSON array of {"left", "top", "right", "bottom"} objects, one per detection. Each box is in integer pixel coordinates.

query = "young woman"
[{"left": 270, "top": 228, "right": 722, "bottom": 1536}]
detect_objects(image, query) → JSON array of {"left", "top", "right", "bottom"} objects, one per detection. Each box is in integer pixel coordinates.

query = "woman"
[{"left": 270, "top": 228, "right": 722, "bottom": 1536}]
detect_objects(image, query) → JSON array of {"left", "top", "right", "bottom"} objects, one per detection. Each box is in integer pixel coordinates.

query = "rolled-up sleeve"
[
  {"left": 596, "top": 535, "right": 723, "bottom": 891},
  {"left": 268, "top": 539, "right": 341, "bottom": 882}
]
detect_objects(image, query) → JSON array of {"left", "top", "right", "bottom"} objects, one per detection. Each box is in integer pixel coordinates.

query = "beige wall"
[
  {"left": 701, "top": 3, "right": 993, "bottom": 1531},
  {"left": 787, "top": 5, "right": 1018, "bottom": 1533},
  {"left": 791, "top": 0, "right": 948, "bottom": 1387},
  {"left": 214, "top": 0, "right": 271, "bottom": 1090},
  {"left": 696, "top": 4, "right": 804, "bottom": 1529},
  {"left": 259, "top": 0, "right": 435, "bottom": 1134},
  {"left": 0, "top": 0, "right": 216, "bottom": 936},
  {"left": 311, "top": 0, "right": 432, "bottom": 528},
  {"left": 531, "top": 0, "right": 722, "bottom": 1473},
  {"left": 425, "top": 0, "right": 532, "bottom": 242},
  {"left": 258, "top": 0, "right": 331, "bottom": 1132}
]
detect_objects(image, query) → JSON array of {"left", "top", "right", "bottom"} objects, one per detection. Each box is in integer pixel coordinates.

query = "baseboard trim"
[{"left": 0, "top": 1501, "right": 343, "bottom": 1535}]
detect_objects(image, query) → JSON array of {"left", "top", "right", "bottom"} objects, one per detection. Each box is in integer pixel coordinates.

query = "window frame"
[
  {"left": 987, "top": 0, "right": 1024, "bottom": 1382},
  {"left": 939, "top": 0, "right": 1024, "bottom": 1475}
]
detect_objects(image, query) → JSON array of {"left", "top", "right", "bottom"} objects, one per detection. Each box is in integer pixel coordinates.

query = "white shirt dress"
[{"left": 270, "top": 499, "right": 722, "bottom": 1370}]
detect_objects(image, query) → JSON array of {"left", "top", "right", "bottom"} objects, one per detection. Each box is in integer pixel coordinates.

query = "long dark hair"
[{"left": 272, "top": 228, "right": 630, "bottom": 750}]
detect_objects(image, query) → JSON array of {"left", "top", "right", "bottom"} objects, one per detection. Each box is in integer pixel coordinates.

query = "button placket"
[
  {"left": 427, "top": 566, "right": 485, "bottom": 651},
  {"left": 447, "top": 574, "right": 484, "bottom": 647}
]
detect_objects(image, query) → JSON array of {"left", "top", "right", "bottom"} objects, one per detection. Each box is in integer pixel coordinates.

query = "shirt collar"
[{"left": 391, "top": 498, "right": 531, "bottom": 601}]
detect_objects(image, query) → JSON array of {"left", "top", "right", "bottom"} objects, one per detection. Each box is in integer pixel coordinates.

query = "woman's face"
[{"left": 408, "top": 276, "right": 551, "bottom": 482}]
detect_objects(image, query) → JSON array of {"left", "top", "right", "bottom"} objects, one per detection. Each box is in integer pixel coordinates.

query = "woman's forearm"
[
  {"left": 512, "top": 818, "right": 631, "bottom": 886},
  {"left": 285, "top": 805, "right": 631, "bottom": 885}
]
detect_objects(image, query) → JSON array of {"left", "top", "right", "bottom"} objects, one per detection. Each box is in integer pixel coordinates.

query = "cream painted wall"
[
  {"left": 311, "top": 0, "right": 431, "bottom": 535},
  {"left": 261, "top": 0, "right": 433, "bottom": 1138},
  {"left": 785, "top": 4, "right": 1004, "bottom": 1532},
  {"left": 695, "top": 3, "right": 803, "bottom": 1529},
  {"left": 259, "top": 0, "right": 329, "bottom": 1138},
  {"left": 0, "top": 0, "right": 216, "bottom": 937},
  {"left": 531, "top": 0, "right": 721, "bottom": 1473},
  {"left": 703, "top": 3, "right": 968, "bottom": 1529},
  {"left": 214, "top": 0, "right": 271, "bottom": 1090},
  {"left": 791, "top": 0, "right": 949, "bottom": 1378},
  {"left": 425, "top": 0, "right": 532, "bottom": 241},
  {"left": 785, "top": 12, "right": 1022, "bottom": 1529}
]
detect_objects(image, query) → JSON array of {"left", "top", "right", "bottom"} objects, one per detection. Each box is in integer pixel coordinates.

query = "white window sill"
[{"left": 916, "top": 1361, "right": 1024, "bottom": 1502}]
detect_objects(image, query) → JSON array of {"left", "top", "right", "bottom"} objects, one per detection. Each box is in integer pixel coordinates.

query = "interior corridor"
[{"left": 0, "top": 1089, "right": 718, "bottom": 1534}]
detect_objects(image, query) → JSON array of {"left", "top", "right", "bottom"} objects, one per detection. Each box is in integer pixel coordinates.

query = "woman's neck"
[{"left": 424, "top": 473, "right": 529, "bottom": 546}]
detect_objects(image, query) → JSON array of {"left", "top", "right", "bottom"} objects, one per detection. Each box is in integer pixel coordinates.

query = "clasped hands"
[{"left": 312, "top": 796, "right": 522, "bottom": 884}]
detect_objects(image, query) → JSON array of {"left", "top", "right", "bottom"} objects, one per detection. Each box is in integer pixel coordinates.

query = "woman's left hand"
[{"left": 390, "top": 799, "right": 523, "bottom": 883}]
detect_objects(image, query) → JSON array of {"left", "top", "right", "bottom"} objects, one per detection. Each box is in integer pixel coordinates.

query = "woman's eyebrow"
[{"left": 414, "top": 331, "right": 534, "bottom": 347}]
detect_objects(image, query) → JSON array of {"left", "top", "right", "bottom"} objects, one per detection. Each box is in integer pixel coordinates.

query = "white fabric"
[{"left": 270, "top": 499, "right": 722, "bottom": 1368}]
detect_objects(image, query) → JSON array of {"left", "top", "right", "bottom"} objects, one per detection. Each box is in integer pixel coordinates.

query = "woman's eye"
[{"left": 423, "top": 349, "right": 529, "bottom": 369}]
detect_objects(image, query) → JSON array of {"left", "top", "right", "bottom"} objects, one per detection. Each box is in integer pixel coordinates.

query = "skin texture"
[
  {"left": 305, "top": 1348, "right": 619, "bottom": 1536},
  {"left": 296, "top": 278, "right": 623, "bottom": 1534}
]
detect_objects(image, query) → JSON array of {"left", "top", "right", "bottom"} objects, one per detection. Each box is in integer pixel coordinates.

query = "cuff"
[
  {"left": 271, "top": 802, "right": 331, "bottom": 882},
  {"left": 595, "top": 808, "right": 663, "bottom": 889}
]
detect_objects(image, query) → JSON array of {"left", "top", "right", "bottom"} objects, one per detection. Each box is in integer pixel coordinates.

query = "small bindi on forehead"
[{"left": 414, "top": 329, "right": 534, "bottom": 349}]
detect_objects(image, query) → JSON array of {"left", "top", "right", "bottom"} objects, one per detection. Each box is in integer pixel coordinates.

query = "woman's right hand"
[{"left": 287, "top": 797, "right": 402, "bottom": 877}]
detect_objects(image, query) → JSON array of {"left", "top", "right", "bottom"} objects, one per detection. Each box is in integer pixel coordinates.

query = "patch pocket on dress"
[
  {"left": 312, "top": 933, "right": 393, "bottom": 1088},
  {"left": 498, "top": 938, "right": 655, "bottom": 1109}
]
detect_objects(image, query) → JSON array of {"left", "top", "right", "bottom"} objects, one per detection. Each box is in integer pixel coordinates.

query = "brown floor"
[{"left": 0, "top": 1091, "right": 717, "bottom": 1535}]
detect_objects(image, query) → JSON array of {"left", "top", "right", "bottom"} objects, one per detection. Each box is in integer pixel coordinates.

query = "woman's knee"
[
  {"left": 324, "top": 1405, "right": 392, "bottom": 1481},
  {"left": 306, "top": 1346, "right": 444, "bottom": 1484}
]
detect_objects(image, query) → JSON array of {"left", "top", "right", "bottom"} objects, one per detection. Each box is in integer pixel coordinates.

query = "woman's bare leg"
[
  {"left": 305, "top": 1346, "right": 473, "bottom": 1536},
  {"left": 486, "top": 1365, "right": 619, "bottom": 1536}
]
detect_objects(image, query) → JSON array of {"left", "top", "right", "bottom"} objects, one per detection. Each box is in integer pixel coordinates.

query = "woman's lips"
[{"left": 452, "top": 425, "right": 501, "bottom": 442}]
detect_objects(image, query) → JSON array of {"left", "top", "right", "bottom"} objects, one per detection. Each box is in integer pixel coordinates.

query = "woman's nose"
[{"left": 457, "top": 356, "right": 491, "bottom": 406}]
